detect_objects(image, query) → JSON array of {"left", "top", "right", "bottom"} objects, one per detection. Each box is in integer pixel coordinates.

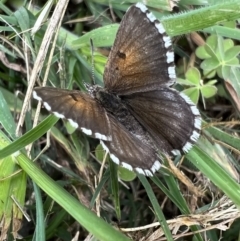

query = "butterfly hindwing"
[
  {"left": 123, "top": 89, "right": 201, "bottom": 154},
  {"left": 100, "top": 115, "right": 161, "bottom": 176}
]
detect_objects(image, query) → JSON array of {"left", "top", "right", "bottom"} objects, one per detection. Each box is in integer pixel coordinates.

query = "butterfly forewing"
[
  {"left": 33, "top": 87, "right": 111, "bottom": 141},
  {"left": 103, "top": 3, "right": 175, "bottom": 95}
]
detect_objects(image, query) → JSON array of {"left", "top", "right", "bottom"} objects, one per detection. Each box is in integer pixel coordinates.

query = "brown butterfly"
[{"left": 33, "top": 3, "right": 201, "bottom": 176}]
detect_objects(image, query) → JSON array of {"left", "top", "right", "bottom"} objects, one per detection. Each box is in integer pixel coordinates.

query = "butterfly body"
[{"left": 33, "top": 3, "right": 201, "bottom": 176}]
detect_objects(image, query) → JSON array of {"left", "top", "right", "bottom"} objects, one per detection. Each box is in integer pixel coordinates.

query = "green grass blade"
[
  {"left": 0, "top": 115, "right": 58, "bottom": 160},
  {"left": 187, "top": 146, "right": 240, "bottom": 207},
  {"left": 16, "top": 153, "right": 131, "bottom": 241}
]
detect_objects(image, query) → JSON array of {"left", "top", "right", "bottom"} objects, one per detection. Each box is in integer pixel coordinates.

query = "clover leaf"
[
  {"left": 196, "top": 35, "right": 240, "bottom": 79},
  {"left": 177, "top": 67, "right": 217, "bottom": 108}
]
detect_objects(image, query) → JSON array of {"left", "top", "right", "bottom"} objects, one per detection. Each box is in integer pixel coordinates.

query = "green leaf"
[
  {"left": 217, "top": 35, "right": 225, "bottom": 60},
  {"left": 223, "top": 38, "right": 234, "bottom": 52},
  {"left": 187, "top": 145, "right": 240, "bottom": 207},
  {"left": 109, "top": 161, "right": 121, "bottom": 220},
  {"left": 201, "top": 85, "right": 218, "bottom": 98},
  {"left": 203, "top": 69, "right": 216, "bottom": 79},
  {"left": 14, "top": 7, "right": 33, "bottom": 51},
  {"left": 0, "top": 90, "right": 16, "bottom": 139},
  {"left": 201, "top": 58, "right": 220, "bottom": 70},
  {"left": 0, "top": 115, "right": 59, "bottom": 160},
  {"left": 95, "top": 144, "right": 108, "bottom": 163},
  {"left": 138, "top": 175, "right": 174, "bottom": 241},
  {"left": 226, "top": 57, "right": 239, "bottom": 65},
  {"left": 205, "top": 79, "right": 217, "bottom": 86},
  {"left": 165, "top": 1, "right": 240, "bottom": 36},
  {"left": 16, "top": 153, "right": 131, "bottom": 241},
  {"left": 206, "top": 35, "right": 217, "bottom": 49},
  {"left": 185, "top": 67, "right": 201, "bottom": 85},
  {"left": 196, "top": 45, "right": 211, "bottom": 59},
  {"left": 71, "top": 24, "right": 118, "bottom": 49},
  {"left": 228, "top": 67, "right": 240, "bottom": 95},
  {"left": 0, "top": 131, "right": 27, "bottom": 239},
  {"left": 221, "top": 65, "right": 231, "bottom": 79},
  {"left": 177, "top": 78, "right": 195, "bottom": 86},
  {"left": 204, "top": 44, "right": 218, "bottom": 59},
  {"left": 183, "top": 87, "right": 200, "bottom": 104},
  {"left": 118, "top": 166, "right": 136, "bottom": 181}
]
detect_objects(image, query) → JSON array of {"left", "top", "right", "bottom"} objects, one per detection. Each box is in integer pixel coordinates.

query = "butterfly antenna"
[{"left": 90, "top": 38, "right": 95, "bottom": 85}]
